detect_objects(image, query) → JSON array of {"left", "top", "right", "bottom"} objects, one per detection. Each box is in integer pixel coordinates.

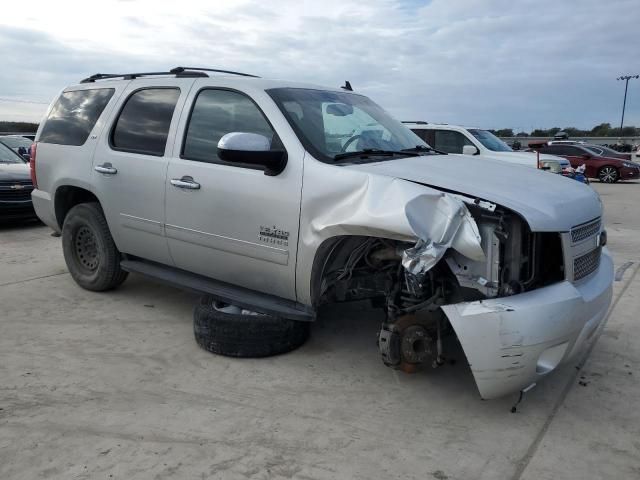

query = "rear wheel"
[
  {"left": 62, "top": 202, "right": 128, "bottom": 291},
  {"left": 193, "top": 296, "right": 310, "bottom": 358},
  {"left": 598, "top": 166, "right": 619, "bottom": 183}
]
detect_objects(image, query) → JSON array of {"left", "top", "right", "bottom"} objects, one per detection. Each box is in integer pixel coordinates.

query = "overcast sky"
[{"left": 0, "top": 0, "right": 639, "bottom": 131}]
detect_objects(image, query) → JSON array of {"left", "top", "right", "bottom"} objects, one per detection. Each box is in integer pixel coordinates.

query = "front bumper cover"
[
  {"left": 442, "top": 248, "right": 613, "bottom": 399},
  {"left": 620, "top": 166, "right": 640, "bottom": 179}
]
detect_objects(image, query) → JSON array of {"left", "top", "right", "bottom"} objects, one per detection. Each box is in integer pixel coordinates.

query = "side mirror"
[
  {"left": 462, "top": 145, "right": 479, "bottom": 156},
  {"left": 217, "top": 132, "right": 287, "bottom": 176}
]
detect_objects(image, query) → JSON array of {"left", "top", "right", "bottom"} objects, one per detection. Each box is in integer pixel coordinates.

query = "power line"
[{"left": 0, "top": 97, "right": 50, "bottom": 105}]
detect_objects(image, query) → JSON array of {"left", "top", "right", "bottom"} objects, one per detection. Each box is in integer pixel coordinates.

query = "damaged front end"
[{"left": 312, "top": 180, "right": 611, "bottom": 399}]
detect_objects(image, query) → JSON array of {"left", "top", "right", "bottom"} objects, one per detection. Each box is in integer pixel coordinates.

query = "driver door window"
[
  {"left": 433, "top": 130, "right": 474, "bottom": 154},
  {"left": 182, "top": 89, "right": 281, "bottom": 166}
]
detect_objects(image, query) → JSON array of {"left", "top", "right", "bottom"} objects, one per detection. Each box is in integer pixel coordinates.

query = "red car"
[{"left": 529, "top": 142, "right": 640, "bottom": 183}]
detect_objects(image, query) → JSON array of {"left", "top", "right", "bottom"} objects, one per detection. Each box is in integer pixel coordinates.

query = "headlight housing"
[{"left": 622, "top": 161, "right": 637, "bottom": 168}]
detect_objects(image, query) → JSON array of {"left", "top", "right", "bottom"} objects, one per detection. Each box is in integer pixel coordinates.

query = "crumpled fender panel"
[
  {"left": 402, "top": 195, "right": 485, "bottom": 277},
  {"left": 296, "top": 157, "right": 484, "bottom": 304}
]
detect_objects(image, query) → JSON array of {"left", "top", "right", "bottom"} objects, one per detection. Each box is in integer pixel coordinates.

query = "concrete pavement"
[{"left": 0, "top": 181, "right": 638, "bottom": 480}]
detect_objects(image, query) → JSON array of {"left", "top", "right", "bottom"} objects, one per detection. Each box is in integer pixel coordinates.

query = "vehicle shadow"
[
  {"left": 0, "top": 218, "right": 44, "bottom": 232},
  {"left": 308, "top": 300, "right": 480, "bottom": 397}
]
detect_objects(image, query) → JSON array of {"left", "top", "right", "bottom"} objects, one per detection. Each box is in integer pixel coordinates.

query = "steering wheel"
[{"left": 340, "top": 135, "right": 362, "bottom": 153}]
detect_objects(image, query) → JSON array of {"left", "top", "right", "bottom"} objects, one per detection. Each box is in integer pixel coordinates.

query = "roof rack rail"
[
  {"left": 402, "top": 121, "right": 428, "bottom": 124},
  {"left": 80, "top": 66, "right": 259, "bottom": 84},
  {"left": 174, "top": 67, "right": 259, "bottom": 78}
]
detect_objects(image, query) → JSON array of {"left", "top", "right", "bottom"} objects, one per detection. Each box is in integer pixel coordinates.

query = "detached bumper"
[{"left": 442, "top": 249, "right": 613, "bottom": 399}]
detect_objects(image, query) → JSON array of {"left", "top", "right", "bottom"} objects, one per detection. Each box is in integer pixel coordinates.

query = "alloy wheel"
[{"left": 599, "top": 167, "right": 618, "bottom": 183}]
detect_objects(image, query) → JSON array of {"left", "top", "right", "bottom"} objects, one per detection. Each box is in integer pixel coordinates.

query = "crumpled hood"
[
  {"left": 345, "top": 154, "right": 602, "bottom": 232},
  {"left": 0, "top": 162, "right": 30, "bottom": 182}
]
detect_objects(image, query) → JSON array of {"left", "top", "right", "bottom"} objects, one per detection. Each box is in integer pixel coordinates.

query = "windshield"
[
  {"left": 0, "top": 143, "right": 25, "bottom": 164},
  {"left": 468, "top": 129, "right": 512, "bottom": 152},
  {"left": 267, "top": 88, "right": 429, "bottom": 163},
  {"left": 0, "top": 136, "right": 32, "bottom": 150}
]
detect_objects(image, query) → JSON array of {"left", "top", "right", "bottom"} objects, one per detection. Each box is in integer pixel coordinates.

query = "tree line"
[
  {"left": 0, "top": 121, "right": 39, "bottom": 133},
  {"left": 2, "top": 120, "right": 638, "bottom": 139},
  {"left": 490, "top": 123, "right": 639, "bottom": 138}
]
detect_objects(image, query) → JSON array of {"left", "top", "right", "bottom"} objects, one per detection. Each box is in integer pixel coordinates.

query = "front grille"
[
  {"left": 571, "top": 218, "right": 601, "bottom": 243},
  {"left": 0, "top": 180, "right": 33, "bottom": 202},
  {"left": 574, "top": 247, "right": 601, "bottom": 281}
]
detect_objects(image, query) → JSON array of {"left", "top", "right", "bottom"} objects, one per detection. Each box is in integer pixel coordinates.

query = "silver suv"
[{"left": 31, "top": 67, "right": 613, "bottom": 399}]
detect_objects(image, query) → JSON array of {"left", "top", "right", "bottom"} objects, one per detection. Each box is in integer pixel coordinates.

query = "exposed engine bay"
[{"left": 317, "top": 203, "right": 565, "bottom": 373}]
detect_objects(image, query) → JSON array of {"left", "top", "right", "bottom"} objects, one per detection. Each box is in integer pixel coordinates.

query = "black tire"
[
  {"left": 598, "top": 166, "right": 619, "bottom": 183},
  {"left": 62, "top": 202, "right": 128, "bottom": 291},
  {"left": 193, "top": 296, "right": 310, "bottom": 358}
]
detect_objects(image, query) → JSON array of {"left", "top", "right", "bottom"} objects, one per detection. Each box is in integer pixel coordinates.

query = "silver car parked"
[{"left": 31, "top": 67, "right": 613, "bottom": 399}]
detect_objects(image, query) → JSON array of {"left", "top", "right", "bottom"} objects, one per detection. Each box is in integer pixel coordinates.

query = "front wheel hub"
[
  {"left": 377, "top": 315, "right": 436, "bottom": 372},
  {"left": 400, "top": 325, "right": 433, "bottom": 364}
]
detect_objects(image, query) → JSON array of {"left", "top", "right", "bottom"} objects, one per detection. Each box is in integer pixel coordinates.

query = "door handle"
[
  {"left": 170, "top": 176, "right": 201, "bottom": 190},
  {"left": 94, "top": 163, "right": 118, "bottom": 175}
]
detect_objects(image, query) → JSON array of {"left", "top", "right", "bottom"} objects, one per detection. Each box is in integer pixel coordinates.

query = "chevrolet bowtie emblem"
[{"left": 10, "top": 184, "right": 25, "bottom": 190}]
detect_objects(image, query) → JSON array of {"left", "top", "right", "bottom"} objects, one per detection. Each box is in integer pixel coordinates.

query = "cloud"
[{"left": 0, "top": 0, "right": 638, "bottom": 130}]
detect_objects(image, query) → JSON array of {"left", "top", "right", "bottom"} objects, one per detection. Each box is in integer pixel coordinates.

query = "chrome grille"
[
  {"left": 571, "top": 218, "right": 601, "bottom": 243},
  {"left": 0, "top": 180, "right": 33, "bottom": 202},
  {"left": 574, "top": 247, "right": 601, "bottom": 281}
]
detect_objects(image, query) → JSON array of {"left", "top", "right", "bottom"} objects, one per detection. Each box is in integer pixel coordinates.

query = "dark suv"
[
  {"left": 531, "top": 143, "right": 640, "bottom": 183},
  {"left": 0, "top": 143, "right": 35, "bottom": 221}
]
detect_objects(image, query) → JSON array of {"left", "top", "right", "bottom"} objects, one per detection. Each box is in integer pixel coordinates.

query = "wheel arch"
[
  {"left": 54, "top": 184, "right": 101, "bottom": 229},
  {"left": 308, "top": 234, "right": 406, "bottom": 307}
]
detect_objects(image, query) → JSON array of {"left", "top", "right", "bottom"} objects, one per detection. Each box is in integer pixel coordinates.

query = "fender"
[{"left": 296, "top": 159, "right": 484, "bottom": 305}]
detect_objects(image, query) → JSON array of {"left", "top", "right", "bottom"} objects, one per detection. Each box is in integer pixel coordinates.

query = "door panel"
[
  {"left": 91, "top": 79, "right": 195, "bottom": 264},
  {"left": 165, "top": 84, "right": 304, "bottom": 300}
]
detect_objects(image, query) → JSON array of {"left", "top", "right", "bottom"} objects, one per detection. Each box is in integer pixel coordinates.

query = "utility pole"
[{"left": 616, "top": 75, "right": 639, "bottom": 137}]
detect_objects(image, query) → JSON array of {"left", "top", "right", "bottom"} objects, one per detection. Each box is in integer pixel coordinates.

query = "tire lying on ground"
[{"left": 193, "top": 295, "right": 310, "bottom": 358}]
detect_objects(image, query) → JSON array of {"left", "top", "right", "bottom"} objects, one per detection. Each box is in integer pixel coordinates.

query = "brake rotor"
[{"left": 385, "top": 314, "right": 435, "bottom": 373}]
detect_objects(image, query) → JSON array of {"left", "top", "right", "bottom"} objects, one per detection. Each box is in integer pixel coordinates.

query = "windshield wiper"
[
  {"left": 401, "top": 145, "right": 446, "bottom": 155},
  {"left": 333, "top": 148, "right": 418, "bottom": 161}
]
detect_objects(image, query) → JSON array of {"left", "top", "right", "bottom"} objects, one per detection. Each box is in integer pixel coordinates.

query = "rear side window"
[
  {"left": 39, "top": 88, "right": 114, "bottom": 146},
  {"left": 111, "top": 88, "right": 180, "bottom": 156}
]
